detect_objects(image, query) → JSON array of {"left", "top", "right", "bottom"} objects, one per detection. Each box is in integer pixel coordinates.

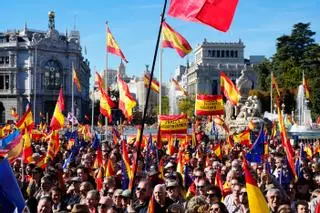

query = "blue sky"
[{"left": 2, "top": 0, "right": 319, "bottom": 85}]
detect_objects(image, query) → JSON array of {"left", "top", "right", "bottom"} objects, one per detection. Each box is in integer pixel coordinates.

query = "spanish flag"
[
  {"left": 50, "top": 88, "right": 65, "bottom": 130},
  {"left": 105, "top": 158, "right": 115, "bottom": 177},
  {"left": 107, "top": 27, "right": 128, "bottom": 63},
  {"left": 22, "top": 132, "right": 33, "bottom": 164},
  {"left": 147, "top": 195, "right": 155, "bottom": 213},
  {"left": 215, "top": 168, "right": 224, "bottom": 198},
  {"left": 122, "top": 140, "right": 133, "bottom": 180},
  {"left": 46, "top": 130, "right": 60, "bottom": 162},
  {"left": 96, "top": 72, "right": 105, "bottom": 89},
  {"left": 303, "top": 74, "right": 310, "bottom": 99},
  {"left": 176, "top": 151, "right": 184, "bottom": 175},
  {"left": 6, "top": 132, "right": 23, "bottom": 163},
  {"left": 161, "top": 21, "right": 192, "bottom": 58},
  {"left": 99, "top": 84, "right": 115, "bottom": 122},
  {"left": 144, "top": 73, "right": 160, "bottom": 93},
  {"left": 233, "top": 129, "right": 251, "bottom": 147},
  {"left": 117, "top": 73, "right": 136, "bottom": 121},
  {"left": 172, "top": 79, "right": 188, "bottom": 96},
  {"left": 271, "top": 73, "right": 280, "bottom": 97},
  {"left": 243, "top": 158, "right": 269, "bottom": 213},
  {"left": 276, "top": 97, "right": 296, "bottom": 179},
  {"left": 213, "top": 144, "right": 222, "bottom": 159},
  {"left": 72, "top": 63, "right": 81, "bottom": 92},
  {"left": 16, "top": 105, "right": 34, "bottom": 132},
  {"left": 220, "top": 71, "right": 240, "bottom": 106}
]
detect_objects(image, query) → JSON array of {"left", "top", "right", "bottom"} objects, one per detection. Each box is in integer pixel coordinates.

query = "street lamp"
[{"left": 281, "top": 103, "right": 285, "bottom": 115}]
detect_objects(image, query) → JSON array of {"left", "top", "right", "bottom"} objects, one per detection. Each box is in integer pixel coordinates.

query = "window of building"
[
  {"left": 44, "top": 60, "right": 62, "bottom": 90},
  {"left": 226, "top": 50, "right": 229, "bottom": 57},
  {"left": 212, "top": 80, "right": 218, "bottom": 94},
  {"left": 5, "top": 56, "right": 9, "bottom": 64},
  {"left": 212, "top": 50, "right": 215, "bottom": 57},
  {"left": 0, "top": 74, "right": 10, "bottom": 90},
  {"left": 235, "top": 51, "right": 238, "bottom": 58},
  {"left": 221, "top": 50, "right": 225, "bottom": 58},
  {"left": 230, "top": 50, "right": 234, "bottom": 58},
  {"left": 208, "top": 50, "right": 211, "bottom": 57},
  {"left": 0, "top": 57, "right": 4, "bottom": 64},
  {"left": 217, "top": 50, "right": 220, "bottom": 58}
]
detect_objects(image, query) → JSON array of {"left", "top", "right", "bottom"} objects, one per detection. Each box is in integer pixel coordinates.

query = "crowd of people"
[{"left": 4, "top": 122, "right": 320, "bottom": 213}]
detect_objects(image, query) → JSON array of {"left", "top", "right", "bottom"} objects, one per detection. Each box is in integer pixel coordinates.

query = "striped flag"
[
  {"left": 117, "top": 73, "right": 136, "bottom": 121},
  {"left": 220, "top": 71, "right": 240, "bottom": 106},
  {"left": 95, "top": 72, "right": 105, "bottom": 89},
  {"left": 22, "top": 132, "right": 33, "bottom": 164},
  {"left": 99, "top": 84, "right": 115, "bottom": 122},
  {"left": 243, "top": 158, "right": 269, "bottom": 213},
  {"left": 144, "top": 73, "right": 160, "bottom": 93},
  {"left": 72, "top": 63, "right": 81, "bottom": 92},
  {"left": 271, "top": 74, "right": 281, "bottom": 97},
  {"left": 161, "top": 21, "right": 192, "bottom": 58},
  {"left": 46, "top": 130, "right": 60, "bottom": 162},
  {"left": 122, "top": 139, "right": 133, "bottom": 180},
  {"left": 50, "top": 88, "right": 65, "bottom": 130},
  {"left": 6, "top": 132, "right": 23, "bottom": 163},
  {"left": 16, "top": 105, "right": 34, "bottom": 132},
  {"left": 105, "top": 158, "right": 115, "bottom": 177},
  {"left": 10, "top": 107, "right": 19, "bottom": 119},
  {"left": 172, "top": 79, "right": 188, "bottom": 96},
  {"left": 107, "top": 27, "right": 128, "bottom": 63},
  {"left": 303, "top": 74, "right": 310, "bottom": 99}
]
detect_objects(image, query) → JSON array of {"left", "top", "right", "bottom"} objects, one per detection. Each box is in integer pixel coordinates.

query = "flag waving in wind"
[
  {"left": 117, "top": 73, "right": 136, "bottom": 121},
  {"left": 72, "top": 63, "right": 81, "bottom": 92},
  {"left": 168, "top": 0, "right": 239, "bottom": 32},
  {"left": 161, "top": 21, "right": 192, "bottom": 58},
  {"left": 50, "top": 88, "right": 65, "bottom": 130},
  {"left": 107, "top": 26, "right": 128, "bottom": 63},
  {"left": 220, "top": 71, "right": 240, "bottom": 106}
]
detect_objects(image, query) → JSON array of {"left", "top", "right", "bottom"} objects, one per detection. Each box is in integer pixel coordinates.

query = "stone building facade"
[
  {"left": 0, "top": 12, "right": 90, "bottom": 124},
  {"left": 186, "top": 39, "right": 258, "bottom": 95}
]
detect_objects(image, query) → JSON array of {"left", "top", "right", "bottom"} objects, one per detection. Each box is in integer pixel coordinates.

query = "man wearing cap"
[
  {"left": 121, "top": 189, "right": 132, "bottom": 211},
  {"left": 148, "top": 165, "right": 164, "bottom": 188},
  {"left": 166, "top": 180, "right": 184, "bottom": 205},
  {"left": 64, "top": 177, "right": 81, "bottom": 210}
]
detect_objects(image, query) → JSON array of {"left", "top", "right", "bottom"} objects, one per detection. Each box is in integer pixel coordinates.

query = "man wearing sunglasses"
[
  {"left": 133, "top": 180, "right": 152, "bottom": 213},
  {"left": 166, "top": 180, "right": 184, "bottom": 205}
]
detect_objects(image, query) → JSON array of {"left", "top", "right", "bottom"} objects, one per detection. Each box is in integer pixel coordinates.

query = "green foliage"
[
  {"left": 178, "top": 97, "right": 195, "bottom": 118},
  {"left": 153, "top": 96, "right": 169, "bottom": 115},
  {"left": 255, "top": 22, "right": 320, "bottom": 117}
]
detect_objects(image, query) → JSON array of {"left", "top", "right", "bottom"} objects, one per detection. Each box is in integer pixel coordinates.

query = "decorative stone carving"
[{"left": 236, "top": 68, "right": 252, "bottom": 102}]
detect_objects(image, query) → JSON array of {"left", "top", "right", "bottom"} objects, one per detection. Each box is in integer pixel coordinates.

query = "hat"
[
  {"left": 121, "top": 189, "right": 132, "bottom": 198},
  {"left": 113, "top": 189, "right": 123, "bottom": 196},
  {"left": 71, "top": 204, "right": 90, "bottom": 213},
  {"left": 164, "top": 162, "right": 175, "bottom": 170},
  {"left": 70, "top": 177, "right": 81, "bottom": 183},
  {"left": 166, "top": 181, "right": 179, "bottom": 188},
  {"left": 148, "top": 165, "right": 159, "bottom": 176}
]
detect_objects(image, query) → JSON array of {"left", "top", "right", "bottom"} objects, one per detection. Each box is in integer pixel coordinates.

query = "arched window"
[{"left": 44, "top": 60, "right": 62, "bottom": 90}]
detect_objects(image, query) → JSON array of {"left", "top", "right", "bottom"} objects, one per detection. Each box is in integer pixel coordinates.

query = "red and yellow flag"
[
  {"left": 172, "top": 79, "right": 188, "bottom": 96},
  {"left": 6, "top": 132, "right": 23, "bottom": 163},
  {"left": 96, "top": 72, "right": 105, "bottom": 89},
  {"left": 213, "top": 144, "right": 222, "bottom": 159},
  {"left": 105, "top": 158, "right": 115, "bottom": 177},
  {"left": 243, "top": 158, "right": 269, "bottom": 213},
  {"left": 46, "top": 130, "right": 60, "bottom": 162},
  {"left": 195, "top": 94, "right": 224, "bottom": 116},
  {"left": 303, "top": 74, "right": 310, "bottom": 99},
  {"left": 159, "top": 114, "right": 188, "bottom": 135},
  {"left": 233, "top": 129, "right": 251, "bottom": 147},
  {"left": 22, "top": 132, "right": 33, "bottom": 164},
  {"left": 220, "top": 71, "right": 240, "bottom": 106},
  {"left": 50, "top": 88, "right": 65, "bottom": 130},
  {"left": 276, "top": 97, "right": 296, "bottom": 179},
  {"left": 215, "top": 168, "right": 224, "bottom": 197},
  {"left": 99, "top": 85, "right": 115, "bottom": 122},
  {"left": 107, "top": 27, "right": 128, "bottom": 63},
  {"left": 117, "top": 73, "right": 136, "bottom": 121},
  {"left": 271, "top": 73, "right": 280, "bottom": 97},
  {"left": 72, "top": 63, "right": 81, "bottom": 92},
  {"left": 144, "top": 73, "right": 160, "bottom": 93},
  {"left": 122, "top": 140, "right": 133, "bottom": 180},
  {"left": 161, "top": 21, "right": 192, "bottom": 58},
  {"left": 16, "top": 105, "right": 34, "bottom": 131},
  {"left": 147, "top": 195, "right": 155, "bottom": 213}
]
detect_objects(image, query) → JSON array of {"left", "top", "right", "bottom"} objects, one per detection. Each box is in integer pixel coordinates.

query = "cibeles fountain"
[
  {"left": 224, "top": 68, "right": 264, "bottom": 134},
  {"left": 289, "top": 84, "right": 320, "bottom": 138}
]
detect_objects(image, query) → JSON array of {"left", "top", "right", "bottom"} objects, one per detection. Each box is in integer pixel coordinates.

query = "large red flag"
[
  {"left": 50, "top": 88, "right": 65, "bottom": 130},
  {"left": 168, "top": 0, "right": 239, "bottom": 32}
]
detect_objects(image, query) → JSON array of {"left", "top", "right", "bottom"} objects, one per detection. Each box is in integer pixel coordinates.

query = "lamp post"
[{"left": 281, "top": 103, "right": 285, "bottom": 116}]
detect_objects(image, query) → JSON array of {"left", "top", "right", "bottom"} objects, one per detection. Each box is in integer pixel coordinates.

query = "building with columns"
[
  {"left": 0, "top": 11, "right": 90, "bottom": 124},
  {"left": 186, "top": 39, "right": 258, "bottom": 96}
]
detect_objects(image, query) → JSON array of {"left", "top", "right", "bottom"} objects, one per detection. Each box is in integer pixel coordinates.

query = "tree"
[
  {"left": 178, "top": 97, "right": 195, "bottom": 118},
  {"left": 153, "top": 96, "right": 169, "bottom": 115},
  {"left": 255, "top": 22, "right": 320, "bottom": 117}
]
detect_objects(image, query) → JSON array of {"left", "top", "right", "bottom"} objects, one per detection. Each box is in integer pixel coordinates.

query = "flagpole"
[
  {"left": 105, "top": 21, "right": 109, "bottom": 126},
  {"left": 71, "top": 63, "right": 74, "bottom": 132},
  {"left": 270, "top": 71, "right": 273, "bottom": 114},
  {"left": 159, "top": 47, "right": 163, "bottom": 115},
  {"left": 91, "top": 82, "right": 95, "bottom": 133},
  {"left": 131, "top": 0, "right": 168, "bottom": 199}
]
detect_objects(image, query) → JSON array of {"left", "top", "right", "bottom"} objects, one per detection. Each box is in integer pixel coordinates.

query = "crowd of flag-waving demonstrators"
[{"left": 1, "top": 107, "right": 320, "bottom": 213}]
